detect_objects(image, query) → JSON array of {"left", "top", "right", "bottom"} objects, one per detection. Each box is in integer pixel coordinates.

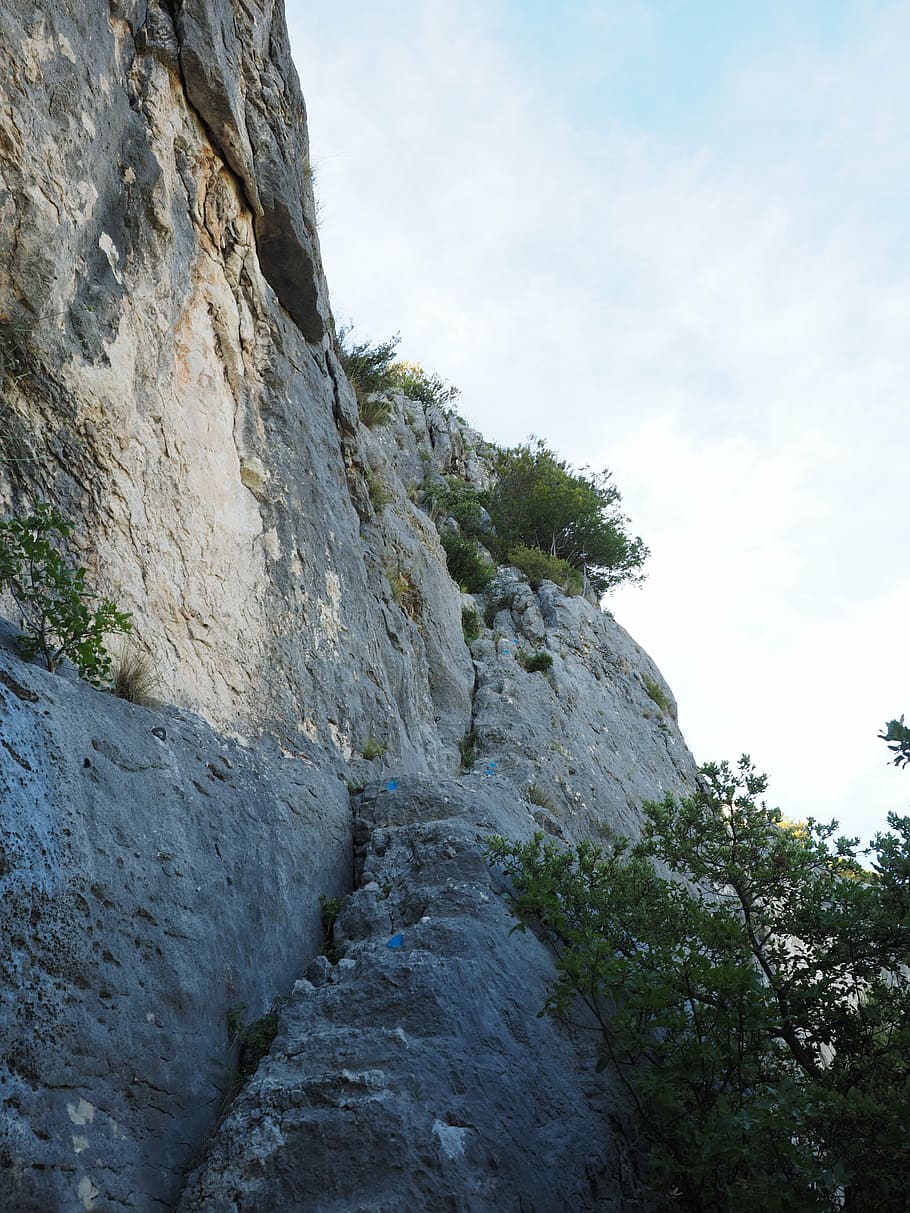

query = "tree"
[
  {"left": 0, "top": 501, "right": 132, "bottom": 686},
  {"left": 486, "top": 439, "right": 648, "bottom": 594},
  {"left": 488, "top": 756, "right": 910, "bottom": 1211},
  {"left": 880, "top": 715, "right": 910, "bottom": 768}
]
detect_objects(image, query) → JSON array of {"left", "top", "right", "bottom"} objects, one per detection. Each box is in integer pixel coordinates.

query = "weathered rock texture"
[
  {"left": 0, "top": 625, "right": 352, "bottom": 1212},
  {"left": 175, "top": 778, "right": 636, "bottom": 1213},
  {"left": 0, "top": 3, "right": 700, "bottom": 1212},
  {"left": 0, "top": 0, "right": 472, "bottom": 766}
]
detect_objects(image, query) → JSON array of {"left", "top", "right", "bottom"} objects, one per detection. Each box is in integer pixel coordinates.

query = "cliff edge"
[{"left": 0, "top": 4, "right": 698, "bottom": 1210}]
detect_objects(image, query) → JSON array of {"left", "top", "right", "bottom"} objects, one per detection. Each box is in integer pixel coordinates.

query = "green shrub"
[
  {"left": 508, "top": 544, "right": 583, "bottom": 594},
  {"left": 390, "top": 360, "right": 460, "bottom": 411},
  {"left": 489, "top": 755, "right": 910, "bottom": 1212},
  {"left": 337, "top": 326, "right": 400, "bottom": 425},
  {"left": 643, "top": 676, "right": 670, "bottom": 714},
  {"left": 0, "top": 502, "right": 132, "bottom": 686},
  {"left": 113, "top": 638, "right": 160, "bottom": 705},
  {"left": 459, "top": 729, "right": 477, "bottom": 769},
  {"left": 319, "top": 893, "right": 343, "bottom": 962},
  {"left": 880, "top": 715, "right": 910, "bottom": 767},
  {"left": 440, "top": 532, "right": 493, "bottom": 594},
  {"left": 365, "top": 468, "right": 392, "bottom": 513},
  {"left": 237, "top": 1009, "right": 280, "bottom": 1079},
  {"left": 461, "top": 605, "right": 482, "bottom": 643},
  {"left": 423, "top": 477, "right": 489, "bottom": 537},
  {"left": 362, "top": 734, "right": 385, "bottom": 761},
  {"left": 518, "top": 648, "right": 553, "bottom": 674},
  {"left": 487, "top": 439, "right": 648, "bottom": 595}
]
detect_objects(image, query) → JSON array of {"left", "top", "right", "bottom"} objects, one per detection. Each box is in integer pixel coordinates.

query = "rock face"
[
  {"left": 175, "top": 778, "right": 633, "bottom": 1213},
  {"left": 0, "top": 626, "right": 351, "bottom": 1213},
  {"left": 0, "top": 3, "right": 700, "bottom": 1211}
]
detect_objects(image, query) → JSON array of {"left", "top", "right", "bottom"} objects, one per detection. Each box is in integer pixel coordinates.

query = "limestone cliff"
[{"left": 0, "top": 4, "right": 698, "bottom": 1211}]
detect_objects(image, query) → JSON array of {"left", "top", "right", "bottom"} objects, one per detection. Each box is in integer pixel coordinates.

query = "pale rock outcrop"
[{"left": 0, "top": 0, "right": 473, "bottom": 767}]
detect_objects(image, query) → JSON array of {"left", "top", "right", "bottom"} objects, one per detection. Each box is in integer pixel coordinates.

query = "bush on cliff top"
[
  {"left": 486, "top": 439, "right": 648, "bottom": 595},
  {"left": 337, "top": 326, "right": 400, "bottom": 425}
]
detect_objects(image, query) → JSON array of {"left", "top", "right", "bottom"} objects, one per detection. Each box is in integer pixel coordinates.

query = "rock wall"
[
  {"left": 0, "top": 3, "right": 701, "bottom": 1211},
  {"left": 0, "top": 0, "right": 471, "bottom": 769}
]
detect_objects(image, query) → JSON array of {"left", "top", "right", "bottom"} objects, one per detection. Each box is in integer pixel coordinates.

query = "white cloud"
[{"left": 287, "top": 2, "right": 910, "bottom": 841}]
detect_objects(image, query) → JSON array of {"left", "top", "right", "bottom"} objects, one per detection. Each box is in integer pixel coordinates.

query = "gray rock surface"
[
  {"left": 469, "top": 571, "right": 693, "bottom": 843},
  {"left": 0, "top": 0, "right": 474, "bottom": 764},
  {"left": 0, "top": 627, "right": 350, "bottom": 1212},
  {"left": 175, "top": 778, "right": 637, "bottom": 1213},
  {"left": 0, "top": 2, "right": 702, "bottom": 1211}
]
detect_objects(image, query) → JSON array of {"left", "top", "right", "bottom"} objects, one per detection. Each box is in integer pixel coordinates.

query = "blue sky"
[
  {"left": 500, "top": 1, "right": 853, "bottom": 135},
  {"left": 286, "top": 1, "right": 910, "bottom": 844}
]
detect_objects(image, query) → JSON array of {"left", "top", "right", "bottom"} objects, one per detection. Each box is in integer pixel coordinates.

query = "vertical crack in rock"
[{"left": 167, "top": 0, "right": 327, "bottom": 343}]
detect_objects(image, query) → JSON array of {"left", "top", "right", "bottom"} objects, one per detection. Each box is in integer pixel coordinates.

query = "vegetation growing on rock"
[
  {"left": 486, "top": 439, "right": 648, "bottom": 595},
  {"left": 489, "top": 749, "right": 910, "bottom": 1212},
  {"left": 0, "top": 502, "right": 132, "bottom": 686}
]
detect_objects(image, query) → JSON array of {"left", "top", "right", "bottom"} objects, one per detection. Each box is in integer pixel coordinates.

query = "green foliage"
[
  {"left": 319, "top": 893, "right": 343, "bottom": 963},
  {"left": 458, "top": 729, "right": 477, "bottom": 769},
  {"left": 237, "top": 1009, "right": 280, "bottom": 1080},
  {"left": 880, "top": 715, "right": 910, "bottom": 768},
  {"left": 643, "top": 676, "right": 670, "bottom": 714},
  {"left": 337, "top": 326, "right": 400, "bottom": 425},
  {"left": 390, "top": 360, "right": 460, "bottom": 411},
  {"left": 365, "top": 468, "right": 392, "bottom": 513},
  {"left": 461, "top": 605, "right": 482, "bottom": 643},
  {"left": 113, "top": 638, "right": 160, "bottom": 705},
  {"left": 486, "top": 439, "right": 648, "bottom": 595},
  {"left": 517, "top": 648, "right": 553, "bottom": 674},
  {"left": 440, "top": 531, "right": 494, "bottom": 594},
  {"left": 221, "top": 1001, "right": 283, "bottom": 1098},
  {"left": 489, "top": 755, "right": 910, "bottom": 1212},
  {"left": 362, "top": 734, "right": 385, "bottom": 761},
  {"left": 0, "top": 502, "right": 132, "bottom": 686},
  {"left": 423, "top": 477, "right": 489, "bottom": 537},
  {"left": 507, "top": 543, "right": 583, "bottom": 595}
]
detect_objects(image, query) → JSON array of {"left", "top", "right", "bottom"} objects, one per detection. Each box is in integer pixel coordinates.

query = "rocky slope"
[{"left": 0, "top": 3, "right": 699, "bottom": 1210}]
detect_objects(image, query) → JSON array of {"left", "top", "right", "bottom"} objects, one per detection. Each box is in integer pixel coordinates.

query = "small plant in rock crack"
[
  {"left": 643, "top": 676, "right": 672, "bottom": 715},
  {"left": 0, "top": 501, "right": 132, "bottom": 686},
  {"left": 362, "top": 734, "right": 386, "bottom": 761},
  {"left": 319, "top": 893, "right": 343, "bottom": 963},
  {"left": 518, "top": 648, "right": 553, "bottom": 674},
  {"left": 459, "top": 729, "right": 477, "bottom": 769},
  {"left": 388, "top": 565, "right": 422, "bottom": 620},
  {"left": 365, "top": 468, "right": 392, "bottom": 513},
  {"left": 337, "top": 326, "right": 400, "bottom": 425},
  {"left": 461, "top": 605, "right": 482, "bottom": 644},
  {"left": 224, "top": 1004, "right": 285, "bottom": 1081}
]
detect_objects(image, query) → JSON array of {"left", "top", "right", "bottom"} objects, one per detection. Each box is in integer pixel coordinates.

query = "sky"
[{"left": 285, "top": 0, "right": 910, "bottom": 846}]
